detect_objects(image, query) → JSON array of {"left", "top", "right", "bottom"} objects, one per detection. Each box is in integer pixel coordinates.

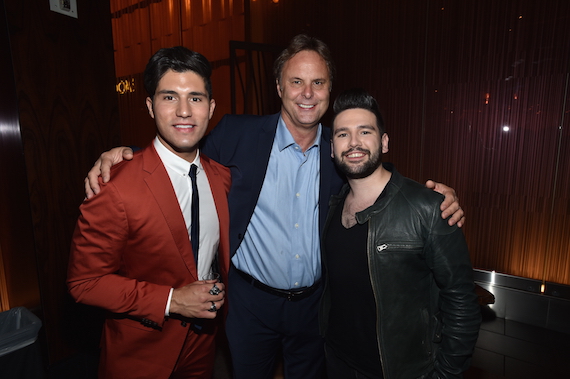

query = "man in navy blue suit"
[{"left": 85, "top": 35, "right": 465, "bottom": 379}]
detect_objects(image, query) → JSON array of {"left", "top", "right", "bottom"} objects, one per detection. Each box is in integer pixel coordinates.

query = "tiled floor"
[{"left": 465, "top": 306, "right": 570, "bottom": 379}]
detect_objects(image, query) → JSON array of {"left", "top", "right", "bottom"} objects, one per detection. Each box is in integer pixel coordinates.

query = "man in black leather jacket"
[{"left": 320, "top": 89, "right": 481, "bottom": 379}]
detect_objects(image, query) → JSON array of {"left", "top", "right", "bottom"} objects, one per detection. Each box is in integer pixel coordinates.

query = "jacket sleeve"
[
  {"left": 67, "top": 178, "right": 171, "bottom": 327},
  {"left": 425, "top": 207, "right": 481, "bottom": 378}
]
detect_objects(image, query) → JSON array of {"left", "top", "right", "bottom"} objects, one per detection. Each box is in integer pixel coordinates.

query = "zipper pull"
[{"left": 377, "top": 244, "right": 388, "bottom": 252}]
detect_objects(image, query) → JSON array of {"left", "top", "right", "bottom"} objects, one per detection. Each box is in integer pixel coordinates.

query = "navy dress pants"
[{"left": 226, "top": 267, "right": 325, "bottom": 379}]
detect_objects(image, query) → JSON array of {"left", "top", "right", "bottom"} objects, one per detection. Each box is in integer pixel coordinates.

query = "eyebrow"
[
  {"left": 289, "top": 77, "right": 328, "bottom": 82},
  {"left": 156, "top": 90, "right": 208, "bottom": 97},
  {"left": 334, "top": 124, "right": 376, "bottom": 134}
]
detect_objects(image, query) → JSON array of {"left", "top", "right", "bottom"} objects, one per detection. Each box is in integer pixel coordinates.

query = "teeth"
[
  {"left": 298, "top": 104, "right": 314, "bottom": 109},
  {"left": 175, "top": 125, "right": 194, "bottom": 129},
  {"left": 347, "top": 153, "right": 364, "bottom": 158}
]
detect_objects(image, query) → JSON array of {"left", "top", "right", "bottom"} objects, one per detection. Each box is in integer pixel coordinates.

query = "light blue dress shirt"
[{"left": 232, "top": 117, "right": 321, "bottom": 289}]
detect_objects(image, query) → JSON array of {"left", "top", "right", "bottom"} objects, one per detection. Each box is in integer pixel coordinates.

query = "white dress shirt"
[{"left": 153, "top": 137, "right": 219, "bottom": 314}]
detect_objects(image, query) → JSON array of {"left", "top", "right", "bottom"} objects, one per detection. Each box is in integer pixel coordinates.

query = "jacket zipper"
[
  {"left": 368, "top": 223, "right": 388, "bottom": 379},
  {"left": 370, "top": 242, "right": 423, "bottom": 378},
  {"left": 376, "top": 242, "right": 424, "bottom": 252}
]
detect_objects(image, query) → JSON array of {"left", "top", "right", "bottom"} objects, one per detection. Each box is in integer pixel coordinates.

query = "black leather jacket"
[{"left": 320, "top": 164, "right": 481, "bottom": 379}]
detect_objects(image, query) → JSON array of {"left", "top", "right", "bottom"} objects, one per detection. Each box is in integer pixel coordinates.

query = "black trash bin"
[{"left": 0, "top": 306, "right": 44, "bottom": 378}]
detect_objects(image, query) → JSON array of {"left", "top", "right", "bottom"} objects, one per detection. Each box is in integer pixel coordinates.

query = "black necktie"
[{"left": 189, "top": 164, "right": 199, "bottom": 266}]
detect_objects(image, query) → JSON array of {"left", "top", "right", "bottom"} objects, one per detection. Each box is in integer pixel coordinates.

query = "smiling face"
[
  {"left": 276, "top": 50, "right": 331, "bottom": 132},
  {"left": 332, "top": 108, "right": 389, "bottom": 179},
  {"left": 146, "top": 69, "right": 215, "bottom": 162}
]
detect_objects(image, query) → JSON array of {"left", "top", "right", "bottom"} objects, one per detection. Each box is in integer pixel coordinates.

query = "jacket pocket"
[{"left": 376, "top": 242, "right": 423, "bottom": 253}]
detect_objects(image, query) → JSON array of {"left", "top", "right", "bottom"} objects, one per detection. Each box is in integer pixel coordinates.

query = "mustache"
[{"left": 343, "top": 147, "right": 370, "bottom": 156}]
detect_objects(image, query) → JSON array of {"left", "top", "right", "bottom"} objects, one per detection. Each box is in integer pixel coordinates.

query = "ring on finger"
[
  {"left": 208, "top": 301, "right": 217, "bottom": 312},
  {"left": 209, "top": 284, "right": 221, "bottom": 296}
]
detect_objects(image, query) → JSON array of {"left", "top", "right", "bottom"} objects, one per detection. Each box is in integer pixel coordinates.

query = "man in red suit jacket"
[{"left": 67, "top": 46, "right": 231, "bottom": 379}]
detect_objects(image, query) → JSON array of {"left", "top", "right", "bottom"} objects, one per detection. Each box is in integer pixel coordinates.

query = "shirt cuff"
[{"left": 165, "top": 288, "right": 174, "bottom": 316}]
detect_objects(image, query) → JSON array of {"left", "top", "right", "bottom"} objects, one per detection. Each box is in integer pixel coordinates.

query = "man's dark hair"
[
  {"left": 143, "top": 46, "right": 212, "bottom": 98},
  {"left": 332, "top": 88, "right": 386, "bottom": 134},
  {"left": 273, "top": 34, "right": 336, "bottom": 88}
]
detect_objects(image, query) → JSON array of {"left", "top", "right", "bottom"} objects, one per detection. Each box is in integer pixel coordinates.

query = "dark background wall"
[
  {"left": 2, "top": 0, "right": 119, "bottom": 364},
  {"left": 0, "top": 0, "right": 40, "bottom": 313},
  {"left": 247, "top": 0, "right": 570, "bottom": 287}
]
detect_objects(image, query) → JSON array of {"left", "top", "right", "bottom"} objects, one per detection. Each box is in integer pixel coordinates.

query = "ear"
[
  {"left": 145, "top": 97, "right": 155, "bottom": 119},
  {"left": 330, "top": 139, "right": 334, "bottom": 159},
  {"left": 208, "top": 98, "right": 216, "bottom": 120},
  {"left": 381, "top": 133, "right": 389, "bottom": 154},
  {"left": 276, "top": 79, "right": 283, "bottom": 98}
]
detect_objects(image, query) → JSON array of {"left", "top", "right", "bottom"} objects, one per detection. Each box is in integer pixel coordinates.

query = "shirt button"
[
  {"left": 294, "top": 223, "right": 299, "bottom": 229},
  {"left": 296, "top": 193, "right": 300, "bottom": 197},
  {"left": 295, "top": 254, "right": 300, "bottom": 259},
  {"left": 294, "top": 282, "right": 299, "bottom": 286}
]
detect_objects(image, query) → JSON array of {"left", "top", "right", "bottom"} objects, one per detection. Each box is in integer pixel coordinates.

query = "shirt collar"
[
  {"left": 153, "top": 136, "right": 201, "bottom": 175},
  {"left": 276, "top": 116, "right": 322, "bottom": 152}
]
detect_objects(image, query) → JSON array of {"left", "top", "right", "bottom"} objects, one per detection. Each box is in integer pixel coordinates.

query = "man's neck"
[
  {"left": 347, "top": 165, "right": 391, "bottom": 209},
  {"left": 281, "top": 112, "right": 320, "bottom": 152}
]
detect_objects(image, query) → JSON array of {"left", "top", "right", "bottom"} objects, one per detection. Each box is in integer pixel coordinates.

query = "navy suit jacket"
[{"left": 202, "top": 112, "right": 345, "bottom": 256}]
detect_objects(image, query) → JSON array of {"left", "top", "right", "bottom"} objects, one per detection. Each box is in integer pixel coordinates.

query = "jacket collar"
[{"left": 330, "top": 163, "right": 401, "bottom": 225}]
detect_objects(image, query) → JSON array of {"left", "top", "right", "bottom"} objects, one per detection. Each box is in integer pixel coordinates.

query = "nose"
[
  {"left": 301, "top": 83, "right": 314, "bottom": 99},
  {"left": 177, "top": 100, "right": 192, "bottom": 117},
  {"left": 349, "top": 133, "right": 361, "bottom": 148}
]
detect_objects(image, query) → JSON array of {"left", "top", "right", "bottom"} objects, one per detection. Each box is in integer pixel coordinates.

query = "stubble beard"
[{"left": 334, "top": 148, "right": 383, "bottom": 179}]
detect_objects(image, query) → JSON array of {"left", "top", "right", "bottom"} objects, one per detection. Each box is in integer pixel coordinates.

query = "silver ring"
[
  {"left": 208, "top": 301, "right": 217, "bottom": 312},
  {"left": 209, "top": 284, "right": 221, "bottom": 296}
]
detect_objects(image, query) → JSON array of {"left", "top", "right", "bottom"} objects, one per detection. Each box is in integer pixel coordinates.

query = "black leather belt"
[{"left": 234, "top": 267, "right": 320, "bottom": 301}]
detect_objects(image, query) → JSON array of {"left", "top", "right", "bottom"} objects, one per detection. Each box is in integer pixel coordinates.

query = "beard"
[{"left": 334, "top": 147, "right": 383, "bottom": 179}]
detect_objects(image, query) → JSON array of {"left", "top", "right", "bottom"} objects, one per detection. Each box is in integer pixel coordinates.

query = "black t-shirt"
[{"left": 325, "top": 197, "right": 383, "bottom": 378}]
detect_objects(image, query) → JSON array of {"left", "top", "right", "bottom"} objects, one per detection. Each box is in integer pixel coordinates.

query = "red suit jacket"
[{"left": 67, "top": 144, "right": 231, "bottom": 378}]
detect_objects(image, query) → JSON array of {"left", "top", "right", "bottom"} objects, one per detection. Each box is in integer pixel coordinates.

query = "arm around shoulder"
[
  {"left": 425, "top": 180, "right": 465, "bottom": 227},
  {"left": 85, "top": 146, "right": 134, "bottom": 199}
]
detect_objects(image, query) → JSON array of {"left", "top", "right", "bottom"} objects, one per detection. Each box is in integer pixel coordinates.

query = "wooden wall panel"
[
  {"left": 5, "top": 0, "right": 119, "bottom": 364},
  {"left": 0, "top": 0, "right": 40, "bottom": 313},
  {"left": 110, "top": 0, "right": 245, "bottom": 146}
]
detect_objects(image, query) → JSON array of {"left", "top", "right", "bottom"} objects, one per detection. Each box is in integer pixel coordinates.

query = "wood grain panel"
[
  {"left": 110, "top": 0, "right": 245, "bottom": 148},
  {"left": 0, "top": 0, "right": 40, "bottom": 313},
  {"left": 5, "top": 0, "right": 119, "bottom": 364}
]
